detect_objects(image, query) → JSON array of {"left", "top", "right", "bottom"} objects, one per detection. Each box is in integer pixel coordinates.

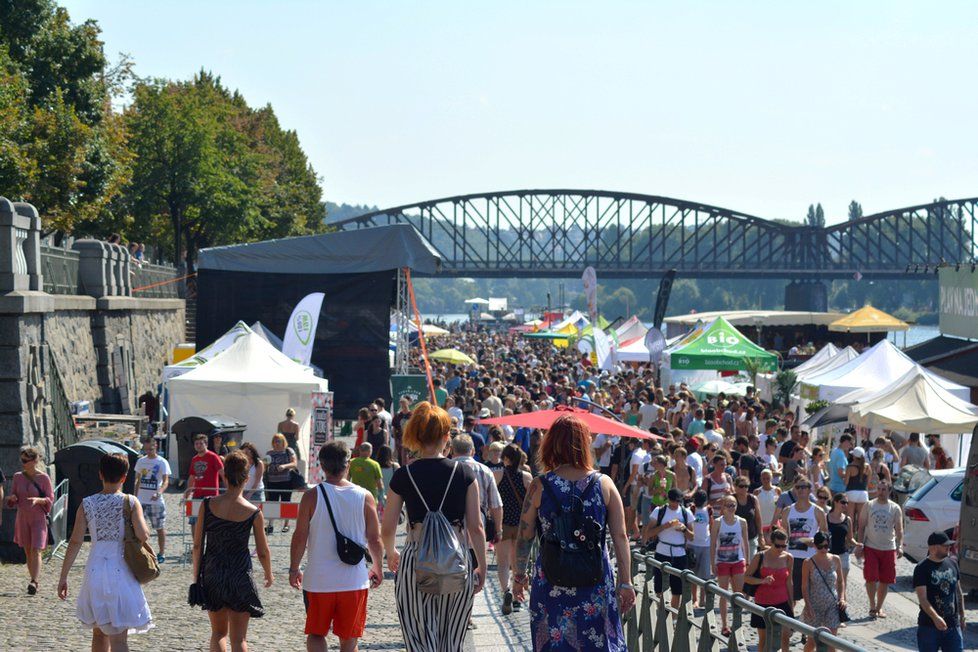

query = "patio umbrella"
[
  {"left": 479, "top": 405, "right": 663, "bottom": 440},
  {"left": 429, "top": 348, "right": 476, "bottom": 365},
  {"left": 690, "top": 379, "right": 742, "bottom": 398}
]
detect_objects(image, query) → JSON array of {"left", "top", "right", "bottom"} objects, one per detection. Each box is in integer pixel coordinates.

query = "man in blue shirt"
[{"left": 828, "top": 432, "right": 854, "bottom": 493}]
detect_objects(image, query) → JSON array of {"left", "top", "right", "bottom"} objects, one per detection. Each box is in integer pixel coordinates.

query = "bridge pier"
[{"left": 784, "top": 280, "right": 828, "bottom": 312}]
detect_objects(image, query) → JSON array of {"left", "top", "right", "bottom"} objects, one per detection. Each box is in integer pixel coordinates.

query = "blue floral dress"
[{"left": 529, "top": 472, "right": 625, "bottom": 651}]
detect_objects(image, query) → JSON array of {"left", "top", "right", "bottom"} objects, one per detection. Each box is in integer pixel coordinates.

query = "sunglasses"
[
  {"left": 21, "top": 455, "right": 36, "bottom": 462},
  {"left": 838, "top": 500, "right": 849, "bottom": 505},
  {"left": 796, "top": 485, "right": 812, "bottom": 491},
  {"left": 816, "top": 544, "right": 829, "bottom": 550},
  {"left": 773, "top": 543, "right": 787, "bottom": 549}
]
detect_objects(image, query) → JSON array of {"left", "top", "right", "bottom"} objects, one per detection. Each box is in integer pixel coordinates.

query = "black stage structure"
[{"left": 196, "top": 225, "right": 441, "bottom": 419}]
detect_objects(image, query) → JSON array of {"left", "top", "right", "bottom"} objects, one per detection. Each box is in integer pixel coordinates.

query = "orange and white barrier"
[{"left": 183, "top": 499, "right": 301, "bottom": 520}]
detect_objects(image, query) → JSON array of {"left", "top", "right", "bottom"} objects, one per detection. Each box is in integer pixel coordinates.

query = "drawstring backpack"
[{"left": 405, "top": 462, "right": 469, "bottom": 594}]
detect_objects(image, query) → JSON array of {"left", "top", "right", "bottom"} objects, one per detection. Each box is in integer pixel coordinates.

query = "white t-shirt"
[
  {"left": 447, "top": 406, "right": 464, "bottom": 424},
  {"left": 630, "top": 448, "right": 651, "bottom": 486},
  {"left": 592, "top": 434, "right": 618, "bottom": 468},
  {"left": 638, "top": 403, "right": 660, "bottom": 430},
  {"left": 704, "top": 429, "right": 724, "bottom": 448},
  {"left": 687, "top": 451, "right": 704, "bottom": 483},
  {"left": 652, "top": 504, "right": 694, "bottom": 556},
  {"left": 134, "top": 455, "right": 171, "bottom": 504}
]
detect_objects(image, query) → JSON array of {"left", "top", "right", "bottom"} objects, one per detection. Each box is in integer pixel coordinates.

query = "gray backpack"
[{"left": 405, "top": 462, "right": 469, "bottom": 594}]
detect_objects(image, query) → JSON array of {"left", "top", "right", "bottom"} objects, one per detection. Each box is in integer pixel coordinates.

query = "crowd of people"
[{"left": 0, "top": 329, "right": 968, "bottom": 651}]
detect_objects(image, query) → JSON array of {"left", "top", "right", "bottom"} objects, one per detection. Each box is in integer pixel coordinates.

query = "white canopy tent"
[
  {"left": 792, "top": 343, "right": 840, "bottom": 374},
  {"left": 848, "top": 368, "right": 978, "bottom": 463},
  {"left": 168, "top": 332, "right": 327, "bottom": 476},
  {"left": 162, "top": 320, "right": 254, "bottom": 383},
  {"left": 614, "top": 316, "right": 648, "bottom": 347},
  {"left": 616, "top": 338, "right": 651, "bottom": 362},
  {"left": 796, "top": 346, "right": 860, "bottom": 382},
  {"left": 801, "top": 339, "right": 969, "bottom": 402}
]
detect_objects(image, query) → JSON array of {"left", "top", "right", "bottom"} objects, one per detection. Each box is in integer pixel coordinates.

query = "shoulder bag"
[
  {"left": 28, "top": 476, "right": 54, "bottom": 546},
  {"left": 122, "top": 494, "right": 161, "bottom": 584},
  {"left": 319, "top": 484, "right": 369, "bottom": 566}
]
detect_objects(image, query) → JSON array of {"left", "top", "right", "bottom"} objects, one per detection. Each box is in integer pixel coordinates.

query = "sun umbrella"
[
  {"left": 464, "top": 297, "right": 490, "bottom": 305},
  {"left": 690, "top": 379, "right": 741, "bottom": 399},
  {"left": 429, "top": 348, "right": 476, "bottom": 365},
  {"left": 479, "top": 405, "right": 663, "bottom": 440}
]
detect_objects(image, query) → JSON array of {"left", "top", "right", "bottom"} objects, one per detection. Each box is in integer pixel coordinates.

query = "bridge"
[{"left": 333, "top": 190, "right": 978, "bottom": 280}]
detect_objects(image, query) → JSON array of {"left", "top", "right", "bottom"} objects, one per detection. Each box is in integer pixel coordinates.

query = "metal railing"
[
  {"left": 40, "top": 244, "right": 80, "bottom": 294},
  {"left": 47, "top": 354, "right": 79, "bottom": 452},
  {"left": 626, "top": 550, "right": 866, "bottom": 652},
  {"left": 46, "top": 479, "right": 70, "bottom": 560},
  {"left": 132, "top": 261, "right": 182, "bottom": 298}
]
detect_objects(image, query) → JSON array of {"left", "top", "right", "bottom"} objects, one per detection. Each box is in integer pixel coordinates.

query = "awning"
[{"left": 829, "top": 305, "right": 908, "bottom": 333}]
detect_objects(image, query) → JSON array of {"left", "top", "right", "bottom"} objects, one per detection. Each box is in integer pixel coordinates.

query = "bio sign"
[
  {"left": 706, "top": 328, "right": 740, "bottom": 348},
  {"left": 939, "top": 268, "right": 978, "bottom": 340}
]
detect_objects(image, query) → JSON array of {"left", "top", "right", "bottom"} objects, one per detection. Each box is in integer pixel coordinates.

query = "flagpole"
[{"left": 404, "top": 267, "right": 436, "bottom": 403}]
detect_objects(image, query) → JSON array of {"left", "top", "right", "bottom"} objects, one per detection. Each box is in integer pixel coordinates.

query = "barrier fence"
[
  {"left": 626, "top": 550, "right": 866, "bottom": 652},
  {"left": 180, "top": 487, "right": 303, "bottom": 564},
  {"left": 47, "top": 479, "right": 70, "bottom": 560}
]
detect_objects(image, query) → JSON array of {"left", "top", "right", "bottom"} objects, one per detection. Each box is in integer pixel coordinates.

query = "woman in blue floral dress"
[{"left": 513, "top": 414, "right": 633, "bottom": 651}]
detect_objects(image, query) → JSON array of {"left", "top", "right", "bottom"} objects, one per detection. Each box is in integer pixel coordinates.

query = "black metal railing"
[
  {"left": 132, "top": 261, "right": 182, "bottom": 298},
  {"left": 626, "top": 550, "right": 866, "bottom": 652},
  {"left": 47, "top": 354, "right": 78, "bottom": 452}
]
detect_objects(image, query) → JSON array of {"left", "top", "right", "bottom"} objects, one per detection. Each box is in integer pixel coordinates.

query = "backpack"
[
  {"left": 539, "top": 473, "right": 606, "bottom": 588},
  {"left": 404, "top": 462, "right": 469, "bottom": 595},
  {"left": 649, "top": 503, "right": 690, "bottom": 549}
]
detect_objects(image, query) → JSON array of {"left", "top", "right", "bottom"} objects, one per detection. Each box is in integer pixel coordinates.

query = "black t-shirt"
[
  {"left": 913, "top": 557, "right": 960, "bottom": 628},
  {"left": 779, "top": 440, "right": 797, "bottom": 461},
  {"left": 389, "top": 458, "right": 475, "bottom": 528},
  {"left": 738, "top": 454, "right": 761, "bottom": 489}
]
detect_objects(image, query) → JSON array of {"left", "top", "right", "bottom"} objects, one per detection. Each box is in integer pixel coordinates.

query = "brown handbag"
[{"left": 122, "top": 495, "right": 161, "bottom": 584}]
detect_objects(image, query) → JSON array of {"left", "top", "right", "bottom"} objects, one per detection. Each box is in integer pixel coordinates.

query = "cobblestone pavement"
[{"left": 2, "top": 489, "right": 974, "bottom": 650}]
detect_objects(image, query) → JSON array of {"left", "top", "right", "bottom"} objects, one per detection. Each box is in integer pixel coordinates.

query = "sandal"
[
  {"left": 721, "top": 626, "right": 731, "bottom": 637},
  {"left": 868, "top": 609, "right": 878, "bottom": 619},
  {"left": 27, "top": 580, "right": 38, "bottom": 595},
  {"left": 876, "top": 610, "right": 887, "bottom": 618}
]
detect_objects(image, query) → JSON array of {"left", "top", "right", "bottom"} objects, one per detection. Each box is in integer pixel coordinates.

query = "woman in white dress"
[{"left": 58, "top": 453, "right": 153, "bottom": 651}]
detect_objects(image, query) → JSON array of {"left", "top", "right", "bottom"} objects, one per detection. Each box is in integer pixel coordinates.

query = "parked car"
[
  {"left": 901, "top": 468, "right": 964, "bottom": 564},
  {"left": 891, "top": 464, "right": 930, "bottom": 507}
]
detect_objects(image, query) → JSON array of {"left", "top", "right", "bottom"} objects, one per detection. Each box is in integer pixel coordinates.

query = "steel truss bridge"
[{"left": 333, "top": 190, "right": 978, "bottom": 279}]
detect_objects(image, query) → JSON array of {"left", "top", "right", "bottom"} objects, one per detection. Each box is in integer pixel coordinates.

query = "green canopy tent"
[{"left": 669, "top": 317, "right": 777, "bottom": 371}]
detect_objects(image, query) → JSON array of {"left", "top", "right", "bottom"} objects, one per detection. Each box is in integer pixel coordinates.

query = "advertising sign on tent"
[
  {"left": 282, "top": 292, "right": 325, "bottom": 366},
  {"left": 307, "top": 391, "right": 333, "bottom": 485},
  {"left": 391, "top": 375, "right": 430, "bottom": 408},
  {"left": 670, "top": 317, "right": 777, "bottom": 371},
  {"left": 939, "top": 267, "right": 978, "bottom": 340}
]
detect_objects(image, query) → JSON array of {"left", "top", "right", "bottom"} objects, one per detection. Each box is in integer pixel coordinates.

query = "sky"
[{"left": 63, "top": 1, "right": 978, "bottom": 225}]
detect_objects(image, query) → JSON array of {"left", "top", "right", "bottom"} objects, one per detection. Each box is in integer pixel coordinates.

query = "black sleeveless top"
[
  {"left": 497, "top": 466, "right": 526, "bottom": 526},
  {"left": 735, "top": 494, "right": 759, "bottom": 540},
  {"left": 827, "top": 515, "right": 850, "bottom": 555},
  {"left": 200, "top": 498, "right": 264, "bottom": 617}
]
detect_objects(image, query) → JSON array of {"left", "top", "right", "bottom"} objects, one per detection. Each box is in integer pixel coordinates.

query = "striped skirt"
[{"left": 395, "top": 541, "right": 475, "bottom": 652}]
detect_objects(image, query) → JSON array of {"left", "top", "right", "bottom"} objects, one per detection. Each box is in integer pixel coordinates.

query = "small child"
[{"left": 689, "top": 489, "right": 714, "bottom": 608}]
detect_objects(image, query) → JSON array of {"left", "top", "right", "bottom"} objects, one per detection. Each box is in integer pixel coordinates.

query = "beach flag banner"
[{"left": 282, "top": 292, "right": 325, "bottom": 366}]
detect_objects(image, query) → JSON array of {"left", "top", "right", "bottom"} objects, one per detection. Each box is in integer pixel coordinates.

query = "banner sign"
[
  {"left": 391, "top": 375, "right": 429, "bottom": 408},
  {"left": 939, "top": 267, "right": 978, "bottom": 340},
  {"left": 307, "top": 391, "right": 333, "bottom": 485},
  {"left": 582, "top": 266, "right": 598, "bottom": 324},
  {"left": 283, "top": 292, "right": 325, "bottom": 366}
]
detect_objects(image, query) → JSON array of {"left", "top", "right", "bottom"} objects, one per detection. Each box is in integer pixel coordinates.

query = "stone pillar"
[
  {"left": 784, "top": 280, "right": 828, "bottom": 312},
  {"left": 0, "top": 198, "right": 43, "bottom": 292},
  {"left": 73, "top": 239, "right": 113, "bottom": 297}
]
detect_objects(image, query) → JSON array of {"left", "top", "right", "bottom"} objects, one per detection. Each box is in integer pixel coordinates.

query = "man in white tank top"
[
  {"left": 777, "top": 480, "right": 827, "bottom": 606},
  {"left": 856, "top": 482, "right": 903, "bottom": 619},
  {"left": 289, "top": 441, "right": 384, "bottom": 652}
]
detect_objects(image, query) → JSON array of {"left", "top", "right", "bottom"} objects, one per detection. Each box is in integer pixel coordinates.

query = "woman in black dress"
[{"left": 192, "top": 451, "right": 273, "bottom": 652}]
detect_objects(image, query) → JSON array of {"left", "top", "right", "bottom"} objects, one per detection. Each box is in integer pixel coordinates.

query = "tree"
[
  {"left": 123, "top": 71, "right": 325, "bottom": 266},
  {"left": 847, "top": 200, "right": 863, "bottom": 221},
  {"left": 0, "top": 0, "right": 132, "bottom": 233},
  {"left": 815, "top": 203, "right": 825, "bottom": 227}
]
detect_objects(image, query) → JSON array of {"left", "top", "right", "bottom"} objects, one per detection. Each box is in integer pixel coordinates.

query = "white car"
[{"left": 901, "top": 468, "right": 964, "bottom": 564}]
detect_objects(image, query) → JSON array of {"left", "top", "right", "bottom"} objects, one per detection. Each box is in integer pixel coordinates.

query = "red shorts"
[
  {"left": 863, "top": 547, "right": 897, "bottom": 584},
  {"left": 303, "top": 589, "right": 368, "bottom": 639},
  {"left": 717, "top": 560, "right": 747, "bottom": 576}
]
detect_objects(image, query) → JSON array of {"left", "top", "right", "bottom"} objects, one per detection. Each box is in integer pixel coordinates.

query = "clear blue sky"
[{"left": 63, "top": 0, "right": 978, "bottom": 224}]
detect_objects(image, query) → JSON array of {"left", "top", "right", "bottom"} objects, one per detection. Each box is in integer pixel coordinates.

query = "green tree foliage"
[
  {"left": 0, "top": 0, "right": 132, "bottom": 233},
  {"left": 847, "top": 200, "right": 863, "bottom": 221},
  {"left": 123, "top": 72, "right": 324, "bottom": 265}
]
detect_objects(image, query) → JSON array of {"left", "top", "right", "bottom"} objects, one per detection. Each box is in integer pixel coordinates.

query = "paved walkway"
[{"left": 1, "top": 487, "right": 974, "bottom": 650}]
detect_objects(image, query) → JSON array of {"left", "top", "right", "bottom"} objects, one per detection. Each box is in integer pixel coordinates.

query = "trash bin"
[
  {"left": 170, "top": 415, "right": 247, "bottom": 479},
  {"left": 54, "top": 440, "right": 138, "bottom": 535}
]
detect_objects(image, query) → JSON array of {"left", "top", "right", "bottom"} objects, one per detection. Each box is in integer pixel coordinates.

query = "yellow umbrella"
[
  {"left": 828, "top": 305, "right": 908, "bottom": 333},
  {"left": 429, "top": 348, "right": 476, "bottom": 365}
]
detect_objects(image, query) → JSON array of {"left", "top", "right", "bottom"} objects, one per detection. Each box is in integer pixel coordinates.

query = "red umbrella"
[{"left": 479, "top": 405, "right": 663, "bottom": 440}]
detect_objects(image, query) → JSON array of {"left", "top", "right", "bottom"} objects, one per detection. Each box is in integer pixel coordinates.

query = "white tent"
[
  {"left": 614, "top": 316, "right": 648, "bottom": 347},
  {"left": 551, "top": 310, "right": 589, "bottom": 332},
  {"left": 162, "top": 320, "right": 254, "bottom": 383},
  {"left": 796, "top": 346, "right": 859, "bottom": 382},
  {"left": 168, "top": 332, "right": 327, "bottom": 476},
  {"left": 616, "top": 338, "right": 651, "bottom": 362},
  {"left": 849, "top": 368, "right": 978, "bottom": 433},
  {"left": 803, "top": 339, "right": 969, "bottom": 402},
  {"left": 792, "top": 343, "right": 840, "bottom": 375}
]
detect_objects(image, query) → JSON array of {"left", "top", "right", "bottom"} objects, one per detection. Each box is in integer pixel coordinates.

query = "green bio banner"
[
  {"left": 939, "top": 268, "right": 978, "bottom": 340},
  {"left": 391, "top": 375, "right": 430, "bottom": 408}
]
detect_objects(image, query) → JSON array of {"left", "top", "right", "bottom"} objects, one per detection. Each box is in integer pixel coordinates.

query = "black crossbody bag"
[{"left": 319, "top": 484, "right": 370, "bottom": 566}]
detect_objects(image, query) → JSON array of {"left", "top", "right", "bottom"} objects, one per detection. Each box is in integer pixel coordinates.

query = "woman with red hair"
[{"left": 512, "top": 415, "right": 633, "bottom": 651}]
